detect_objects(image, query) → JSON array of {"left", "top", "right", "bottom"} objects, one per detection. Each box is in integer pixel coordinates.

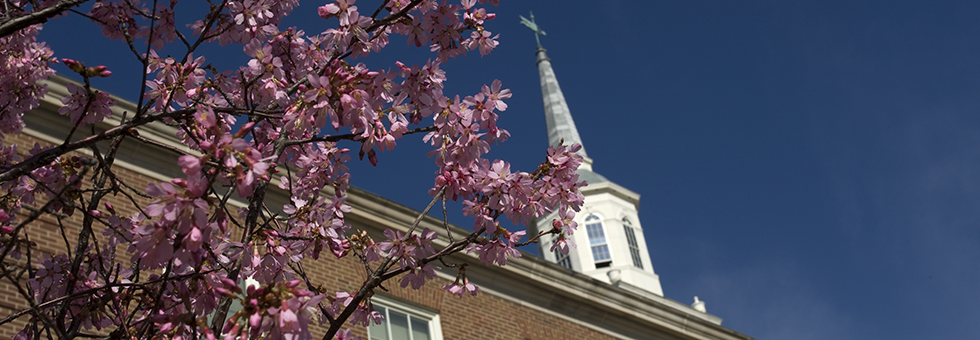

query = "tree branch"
[
  {"left": 0, "top": 0, "right": 90, "bottom": 38},
  {"left": 284, "top": 125, "right": 436, "bottom": 146},
  {"left": 0, "top": 105, "right": 270, "bottom": 184}
]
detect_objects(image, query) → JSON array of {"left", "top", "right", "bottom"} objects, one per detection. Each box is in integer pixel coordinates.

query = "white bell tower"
[{"left": 523, "top": 13, "right": 663, "bottom": 296}]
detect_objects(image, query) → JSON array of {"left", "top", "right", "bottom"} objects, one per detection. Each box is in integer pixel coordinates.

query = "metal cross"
[{"left": 519, "top": 12, "right": 546, "bottom": 46}]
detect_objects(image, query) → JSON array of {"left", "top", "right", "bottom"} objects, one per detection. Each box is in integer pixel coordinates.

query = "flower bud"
[
  {"left": 221, "top": 317, "right": 238, "bottom": 335},
  {"left": 87, "top": 65, "right": 112, "bottom": 77},
  {"left": 220, "top": 277, "right": 238, "bottom": 289},
  {"left": 171, "top": 178, "right": 188, "bottom": 188},
  {"left": 158, "top": 322, "right": 175, "bottom": 333},
  {"left": 234, "top": 122, "right": 256, "bottom": 138},
  {"left": 62, "top": 58, "right": 84, "bottom": 73},
  {"left": 213, "top": 286, "right": 234, "bottom": 297},
  {"left": 223, "top": 323, "right": 241, "bottom": 340}
]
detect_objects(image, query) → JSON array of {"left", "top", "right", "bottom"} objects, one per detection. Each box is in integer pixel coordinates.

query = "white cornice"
[{"left": 582, "top": 180, "right": 642, "bottom": 209}]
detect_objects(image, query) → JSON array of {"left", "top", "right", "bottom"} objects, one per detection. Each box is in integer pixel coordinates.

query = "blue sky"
[{"left": 37, "top": 1, "right": 980, "bottom": 339}]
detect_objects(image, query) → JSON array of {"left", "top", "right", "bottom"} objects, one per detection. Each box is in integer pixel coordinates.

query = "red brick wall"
[
  {"left": 0, "top": 131, "right": 163, "bottom": 338},
  {"left": 305, "top": 254, "right": 621, "bottom": 340}
]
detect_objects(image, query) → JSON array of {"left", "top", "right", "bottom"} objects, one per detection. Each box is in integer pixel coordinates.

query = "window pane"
[
  {"left": 630, "top": 247, "right": 644, "bottom": 269},
  {"left": 624, "top": 226, "right": 643, "bottom": 269},
  {"left": 557, "top": 255, "right": 572, "bottom": 270},
  {"left": 411, "top": 318, "right": 430, "bottom": 340},
  {"left": 369, "top": 320, "right": 389, "bottom": 340},
  {"left": 592, "top": 244, "right": 610, "bottom": 261},
  {"left": 369, "top": 307, "right": 389, "bottom": 340},
  {"left": 370, "top": 299, "right": 444, "bottom": 340},
  {"left": 389, "top": 310, "right": 411, "bottom": 340},
  {"left": 624, "top": 226, "right": 637, "bottom": 246},
  {"left": 587, "top": 223, "right": 605, "bottom": 245}
]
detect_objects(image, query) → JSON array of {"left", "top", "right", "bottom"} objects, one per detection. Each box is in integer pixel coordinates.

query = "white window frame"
[
  {"left": 585, "top": 214, "right": 611, "bottom": 264},
  {"left": 368, "top": 294, "right": 444, "bottom": 340}
]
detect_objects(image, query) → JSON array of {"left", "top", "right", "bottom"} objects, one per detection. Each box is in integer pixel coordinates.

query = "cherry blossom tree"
[{"left": 0, "top": 1, "right": 586, "bottom": 339}]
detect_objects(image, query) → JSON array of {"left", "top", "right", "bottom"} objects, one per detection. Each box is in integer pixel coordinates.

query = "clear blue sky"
[{"left": 38, "top": 1, "right": 980, "bottom": 339}]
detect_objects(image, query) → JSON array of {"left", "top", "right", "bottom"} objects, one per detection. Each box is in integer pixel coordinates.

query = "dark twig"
[
  {"left": 284, "top": 125, "right": 436, "bottom": 146},
  {"left": 442, "top": 190, "right": 453, "bottom": 244},
  {"left": 0, "top": 0, "right": 90, "bottom": 38}
]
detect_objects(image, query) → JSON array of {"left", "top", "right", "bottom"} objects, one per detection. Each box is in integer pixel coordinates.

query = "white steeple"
[
  {"left": 521, "top": 12, "right": 593, "bottom": 171},
  {"left": 523, "top": 13, "right": 663, "bottom": 297}
]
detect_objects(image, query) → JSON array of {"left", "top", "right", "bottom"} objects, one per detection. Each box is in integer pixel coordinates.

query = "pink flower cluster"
[
  {"left": 329, "top": 291, "right": 382, "bottom": 327},
  {"left": 443, "top": 272, "right": 480, "bottom": 298},
  {"left": 131, "top": 176, "right": 217, "bottom": 271},
  {"left": 144, "top": 51, "right": 208, "bottom": 111},
  {"left": 220, "top": 279, "right": 325, "bottom": 340},
  {"left": 0, "top": 1, "right": 588, "bottom": 339},
  {"left": 177, "top": 109, "right": 270, "bottom": 198},
  {"left": 25, "top": 253, "right": 114, "bottom": 335},
  {"left": 386, "top": 0, "right": 501, "bottom": 60},
  {"left": 190, "top": 0, "right": 300, "bottom": 46},
  {"left": 88, "top": 0, "right": 143, "bottom": 41},
  {"left": 0, "top": 25, "right": 55, "bottom": 136},
  {"left": 58, "top": 82, "right": 115, "bottom": 125},
  {"left": 9, "top": 144, "right": 86, "bottom": 215}
]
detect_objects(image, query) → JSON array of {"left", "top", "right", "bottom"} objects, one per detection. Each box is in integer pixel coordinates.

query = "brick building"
[{"left": 0, "top": 70, "right": 755, "bottom": 340}]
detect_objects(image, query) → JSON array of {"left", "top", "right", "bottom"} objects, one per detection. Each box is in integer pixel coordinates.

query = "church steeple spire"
[
  {"left": 524, "top": 13, "right": 663, "bottom": 297},
  {"left": 520, "top": 13, "right": 592, "bottom": 170}
]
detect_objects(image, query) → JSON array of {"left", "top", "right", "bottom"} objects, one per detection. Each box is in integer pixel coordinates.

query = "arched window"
[
  {"left": 585, "top": 215, "right": 611, "bottom": 266},
  {"left": 623, "top": 217, "right": 644, "bottom": 269}
]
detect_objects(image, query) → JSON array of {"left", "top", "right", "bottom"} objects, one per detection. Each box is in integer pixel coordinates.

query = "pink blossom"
[
  {"left": 465, "top": 30, "right": 499, "bottom": 56},
  {"left": 443, "top": 276, "right": 480, "bottom": 297},
  {"left": 553, "top": 209, "right": 578, "bottom": 235},
  {"left": 278, "top": 308, "right": 299, "bottom": 332},
  {"left": 178, "top": 155, "right": 205, "bottom": 176},
  {"left": 58, "top": 83, "right": 115, "bottom": 125},
  {"left": 400, "top": 263, "right": 438, "bottom": 289},
  {"left": 334, "top": 329, "right": 361, "bottom": 340},
  {"left": 550, "top": 233, "right": 576, "bottom": 255}
]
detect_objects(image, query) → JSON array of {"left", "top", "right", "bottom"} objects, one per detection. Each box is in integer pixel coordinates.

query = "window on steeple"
[
  {"left": 585, "top": 215, "right": 611, "bottom": 265},
  {"left": 551, "top": 237, "right": 573, "bottom": 270},
  {"left": 623, "top": 217, "right": 644, "bottom": 269}
]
